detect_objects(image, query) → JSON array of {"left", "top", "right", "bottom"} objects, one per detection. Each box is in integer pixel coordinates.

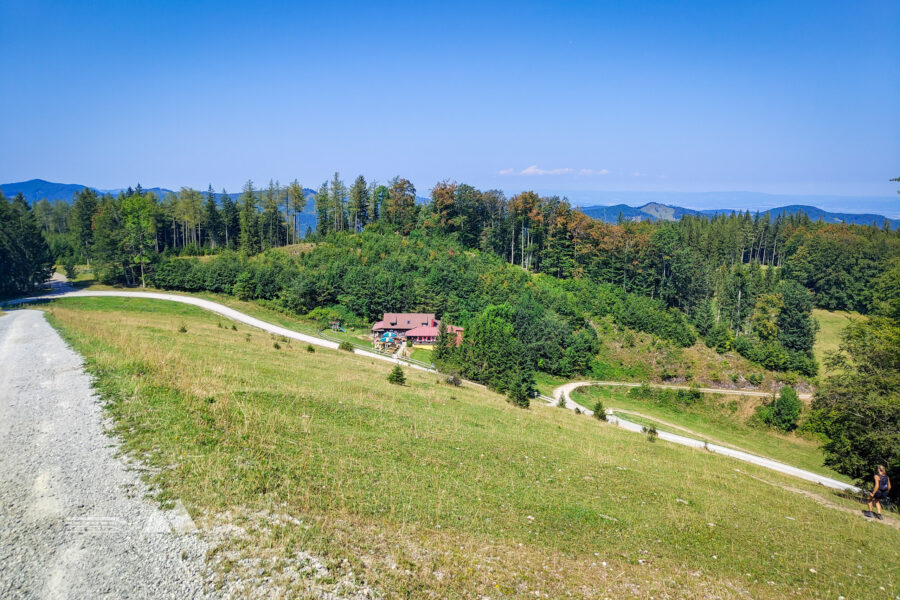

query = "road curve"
[
  {"left": 551, "top": 381, "right": 859, "bottom": 493},
  {"left": 554, "top": 379, "right": 811, "bottom": 401},
  {"left": 6, "top": 290, "right": 432, "bottom": 372}
]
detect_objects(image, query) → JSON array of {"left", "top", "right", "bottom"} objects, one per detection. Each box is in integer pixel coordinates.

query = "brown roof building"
[{"left": 372, "top": 313, "right": 463, "bottom": 345}]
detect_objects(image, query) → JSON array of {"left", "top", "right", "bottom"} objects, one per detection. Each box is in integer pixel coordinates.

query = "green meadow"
[{"left": 34, "top": 297, "right": 898, "bottom": 599}]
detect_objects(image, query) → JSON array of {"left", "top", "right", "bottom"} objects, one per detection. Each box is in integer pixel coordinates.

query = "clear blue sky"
[{"left": 1, "top": 0, "right": 898, "bottom": 204}]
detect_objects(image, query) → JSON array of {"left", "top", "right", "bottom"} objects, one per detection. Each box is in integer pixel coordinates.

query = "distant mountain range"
[
  {"left": 2, "top": 178, "right": 894, "bottom": 230},
  {"left": 580, "top": 201, "right": 895, "bottom": 229}
]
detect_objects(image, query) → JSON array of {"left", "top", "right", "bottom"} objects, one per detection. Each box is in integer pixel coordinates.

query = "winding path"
[
  {"left": 6, "top": 289, "right": 431, "bottom": 372},
  {"left": 7, "top": 287, "right": 857, "bottom": 495},
  {"left": 550, "top": 381, "right": 859, "bottom": 493}
]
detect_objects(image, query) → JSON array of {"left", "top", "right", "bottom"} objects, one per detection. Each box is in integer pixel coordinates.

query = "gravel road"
[
  {"left": 7, "top": 289, "right": 431, "bottom": 373},
  {"left": 551, "top": 381, "right": 860, "bottom": 493},
  {"left": 0, "top": 309, "right": 216, "bottom": 599}
]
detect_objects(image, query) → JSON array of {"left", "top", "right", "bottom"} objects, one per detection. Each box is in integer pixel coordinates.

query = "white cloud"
[
  {"left": 521, "top": 165, "right": 574, "bottom": 175},
  {"left": 499, "top": 165, "right": 610, "bottom": 176}
]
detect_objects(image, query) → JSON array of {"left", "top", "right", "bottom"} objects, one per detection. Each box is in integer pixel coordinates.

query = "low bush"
[{"left": 756, "top": 386, "right": 802, "bottom": 432}]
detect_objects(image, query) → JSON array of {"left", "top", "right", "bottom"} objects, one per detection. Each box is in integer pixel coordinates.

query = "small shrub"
[
  {"left": 231, "top": 323, "right": 237, "bottom": 331},
  {"left": 757, "top": 386, "right": 802, "bottom": 431},
  {"left": 273, "top": 342, "right": 281, "bottom": 349},
  {"left": 557, "top": 395, "right": 566, "bottom": 408},
  {"left": 245, "top": 333, "right": 251, "bottom": 342},
  {"left": 660, "top": 367, "right": 677, "bottom": 381},
  {"left": 445, "top": 373, "right": 461, "bottom": 386},
  {"left": 593, "top": 401, "right": 607, "bottom": 421},
  {"left": 574, "top": 407, "right": 582, "bottom": 414},
  {"left": 730, "top": 372, "right": 740, "bottom": 384},
  {"left": 217, "top": 321, "right": 223, "bottom": 328},
  {"left": 387, "top": 365, "right": 406, "bottom": 385},
  {"left": 710, "top": 370, "right": 721, "bottom": 382},
  {"left": 178, "top": 323, "right": 187, "bottom": 333},
  {"left": 338, "top": 340, "right": 354, "bottom": 352},
  {"left": 306, "top": 344, "right": 315, "bottom": 353},
  {"left": 642, "top": 424, "right": 659, "bottom": 442},
  {"left": 748, "top": 373, "right": 764, "bottom": 386},
  {"left": 778, "top": 371, "right": 798, "bottom": 385}
]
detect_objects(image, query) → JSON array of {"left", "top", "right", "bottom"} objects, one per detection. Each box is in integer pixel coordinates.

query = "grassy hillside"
[
  {"left": 571, "top": 385, "right": 845, "bottom": 481},
  {"left": 32, "top": 296, "right": 899, "bottom": 599},
  {"left": 588, "top": 316, "right": 808, "bottom": 390},
  {"left": 78, "top": 272, "right": 804, "bottom": 392},
  {"left": 812, "top": 309, "right": 862, "bottom": 374}
]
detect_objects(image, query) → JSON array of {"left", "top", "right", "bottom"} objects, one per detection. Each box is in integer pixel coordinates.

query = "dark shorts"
[{"left": 873, "top": 490, "right": 889, "bottom": 502}]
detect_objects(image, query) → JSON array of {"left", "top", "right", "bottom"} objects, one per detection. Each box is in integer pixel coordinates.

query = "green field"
[
  {"left": 32, "top": 297, "right": 899, "bottom": 599},
  {"left": 409, "top": 347, "right": 434, "bottom": 364},
  {"left": 812, "top": 309, "right": 862, "bottom": 374},
  {"left": 571, "top": 385, "right": 848, "bottom": 481}
]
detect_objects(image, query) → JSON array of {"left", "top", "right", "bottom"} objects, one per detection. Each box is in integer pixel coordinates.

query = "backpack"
[{"left": 878, "top": 474, "right": 890, "bottom": 492}]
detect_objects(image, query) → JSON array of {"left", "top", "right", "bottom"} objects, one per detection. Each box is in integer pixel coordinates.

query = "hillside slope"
[{"left": 32, "top": 296, "right": 900, "bottom": 599}]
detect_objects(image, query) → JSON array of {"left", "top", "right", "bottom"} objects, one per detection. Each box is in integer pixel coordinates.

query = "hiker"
[{"left": 864, "top": 465, "right": 891, "bottom": 520}]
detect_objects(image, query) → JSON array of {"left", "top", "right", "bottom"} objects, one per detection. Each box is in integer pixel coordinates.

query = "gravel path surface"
[
  {"left": 551, "top": 381, "right": 859, "bottom": 493},
  {"left": 0, "top": 309, "right": 216, "bottom": 600}
]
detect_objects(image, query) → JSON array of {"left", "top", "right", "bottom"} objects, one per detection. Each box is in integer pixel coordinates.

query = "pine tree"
[
  {"left": 387, "top": 364, "right": 406, "bottom": 385},
  {"left": 348, "top": 175, "right": 369, "bottom": 232}
]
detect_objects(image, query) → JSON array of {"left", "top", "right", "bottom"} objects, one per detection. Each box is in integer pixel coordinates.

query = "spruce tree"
[
  {"left": 287, "top": 179, "right": 306, "bottom": 244},
  {"left": 220, "top": 190, "right": 239, "bottom": 248},
  {"left": 330, "top": 172, "right": 348, "bottom": 232},
  {"left": 204, "top": 186, "right": 223, "bottom": 248},
  {"left": 348, "top": 175, "right": 369, "bottom": 232},
  {"left": 387, "top": 364, "right": 406, "bottom": 385},
  {"left": 70, "top": 187, "right": 98, "bottom": 264},
  {"left": 315, "top": 182, "right": 330, "bottom": 236},
  {"left": 238, "top": 181, "right": 260, "bottom": 255}
]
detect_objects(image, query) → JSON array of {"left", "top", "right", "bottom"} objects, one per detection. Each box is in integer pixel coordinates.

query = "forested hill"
[
  {"left": 4, "top": 179, "right": 894, "bottom": 230},
  {"left": 581, "top": 201, "right": 896, "bottom": 229}
]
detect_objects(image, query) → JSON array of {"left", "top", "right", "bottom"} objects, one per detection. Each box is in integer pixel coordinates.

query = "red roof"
[
  {"left": 372, "top": 313, "right": 436, "bottom": 331},
  {"left": 406, "top": 325, "right": 440, "bottom": 338}
]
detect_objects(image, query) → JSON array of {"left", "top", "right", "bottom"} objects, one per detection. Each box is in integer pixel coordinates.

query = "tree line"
[
  {"left": 0, "top": 192, "right": 53, "bottom": 296},
  {"left": 12, "top": 174, "right": 899, "bottom": 377}
]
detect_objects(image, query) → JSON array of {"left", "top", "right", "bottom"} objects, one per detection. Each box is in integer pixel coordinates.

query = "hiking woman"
[{"left": 865, "top": 465, "right": 891, "bottom": 520}]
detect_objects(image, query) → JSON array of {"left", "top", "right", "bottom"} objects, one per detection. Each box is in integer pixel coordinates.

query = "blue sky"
[{"left": 1, "top": 0, "right": 898, "bottom": 208}]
